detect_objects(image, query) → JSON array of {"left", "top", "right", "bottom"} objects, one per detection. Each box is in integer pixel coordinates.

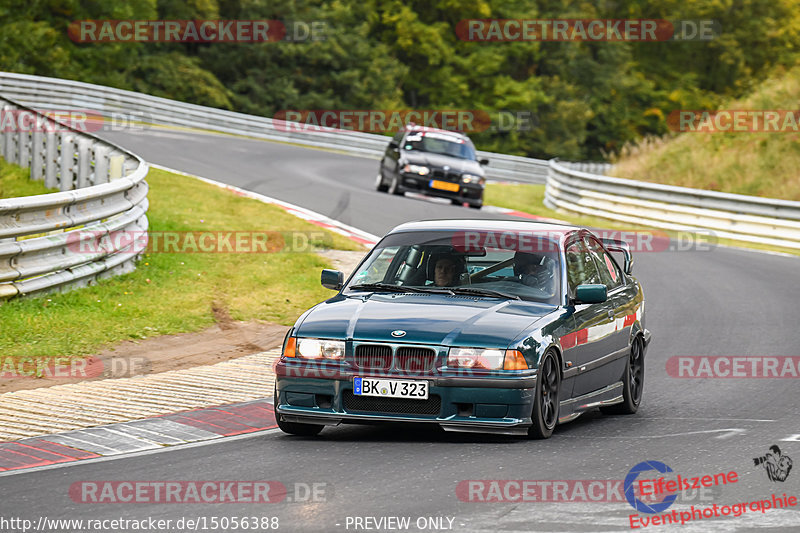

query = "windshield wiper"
[
  {"left": 350, "top": 283, "right": 424, "bottom": 293},
  {"left": 349, "top": 283, "right": 456, "bottom": 295},
  {"left": 449, "top": 287, "right": 521, "bottom": 300}
]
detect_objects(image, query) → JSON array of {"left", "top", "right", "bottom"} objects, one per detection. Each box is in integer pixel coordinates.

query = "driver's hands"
[{"left": 521, "top": 264, "right": 555, "bottom": 293}]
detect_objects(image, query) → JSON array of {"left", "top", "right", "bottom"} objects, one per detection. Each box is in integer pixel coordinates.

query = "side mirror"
[
  {"left": 479, "top": 158, "right": 489, "bottom": 166},
  {"left": 575, "top": 284, "right": 607, "bottom": 304},
  {"left": 321, "top": 269, "right": 344, "bottom": 290}
]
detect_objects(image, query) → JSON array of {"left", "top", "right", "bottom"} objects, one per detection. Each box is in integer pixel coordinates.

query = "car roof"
[
  {"left": 387, "top": 219, "right": 583, "bottom": 242},
  {"left": 403, "top": 124, "right": 470, "bottom": 138}
]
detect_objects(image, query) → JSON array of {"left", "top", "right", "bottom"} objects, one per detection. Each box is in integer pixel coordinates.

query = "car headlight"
[
  {"left": 402, "top": 164, "right": 430, "bottom": 175},
  {"left": 295, "top": 338, "right": 345, "bottom": 360},
  {"left": 447, "top": 348, "right": 528, "bottom": 370},
  {"left": 461, "top": 174, "right": 484, "bottom": 185}
]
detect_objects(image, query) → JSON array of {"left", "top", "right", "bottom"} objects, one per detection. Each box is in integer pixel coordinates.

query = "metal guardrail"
[
  {"left": 4, "top": 71, "right": 796, "bottom": 252},
  {"left": 0, "top": 94, "right": 149, "bottom": 299},
  {"left": 0, "top": 72, "right": 550, "bottom": 183},
  {"left": 546, "top": 160, "right": 800, "bottom": 250}
]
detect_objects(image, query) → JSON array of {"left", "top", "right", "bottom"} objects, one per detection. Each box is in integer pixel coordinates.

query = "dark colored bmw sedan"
[
  {"left": 375, "top": 125, "right": 488, "bottom": 209},
  {"left": 274, "top": 219, "right": 651, "bottom": 439}
]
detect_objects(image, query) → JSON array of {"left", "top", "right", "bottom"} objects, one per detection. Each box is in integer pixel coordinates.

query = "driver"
[
  {"left": 430, "top": 255, "right": 462, "bottom": 287},
  {"left": 514, "top": 252, "right": 555, "bottom": 292}
]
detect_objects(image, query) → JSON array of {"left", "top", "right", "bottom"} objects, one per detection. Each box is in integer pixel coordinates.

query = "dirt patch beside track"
[{"left": 0, "top": 320, "right": 289, "bottom": 394}]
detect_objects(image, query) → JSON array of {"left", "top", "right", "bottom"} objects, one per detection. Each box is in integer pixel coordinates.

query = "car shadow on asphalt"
[{"left": 273, "top": 410, "right": 622, "bottom": 444}]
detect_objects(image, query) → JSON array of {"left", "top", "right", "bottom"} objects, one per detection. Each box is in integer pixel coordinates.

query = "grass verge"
[
  {"left": 0, "top": 163, "right": 57, "bottom": 197},
  {"left": 612, "top": 64, "right": 800, "bottom": 201},
  {"left": 484, "top": 182, "right": 800, "bottom": 257},
  {"left": 0, "top": 163, "right": 364, "bottom": 360}
]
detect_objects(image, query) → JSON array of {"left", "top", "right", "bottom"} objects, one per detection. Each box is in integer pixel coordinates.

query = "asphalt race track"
[{"left": 2, "top": 128, "right": 799, "bottom": 532}]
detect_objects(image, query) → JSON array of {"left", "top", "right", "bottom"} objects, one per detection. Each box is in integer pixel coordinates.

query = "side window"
[
  {"left": 352, "top": 246, "right": 400, "bottom": 285},
  {"left": 585, "top": 237, "right": 622, "bottom": 289},
  {"left": 565, "top": 239, "right": 601, "bottom": 296},
  {"left": 386, "top": 130, "right": 405, "bottom": 155}
]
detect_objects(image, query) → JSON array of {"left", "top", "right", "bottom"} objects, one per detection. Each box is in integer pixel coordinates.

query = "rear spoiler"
[{"left": 601, "top": 238, "right": 634, "bottom": 275}]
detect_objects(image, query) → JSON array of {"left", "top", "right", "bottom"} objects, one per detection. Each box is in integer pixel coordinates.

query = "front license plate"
[
  {"left": 353, "top": 377, "right": 429, "bottom": 399},
  {"left": 429, "top": 180, "right": 460, "bottom": 192}
]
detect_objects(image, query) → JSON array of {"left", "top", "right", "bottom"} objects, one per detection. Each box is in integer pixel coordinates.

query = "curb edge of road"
[
  {"left": 0, "top": 399, "right": 278, "bottom": 476},
  {"left": 150, "top": 163, "right": 380, "bottom": 246}
]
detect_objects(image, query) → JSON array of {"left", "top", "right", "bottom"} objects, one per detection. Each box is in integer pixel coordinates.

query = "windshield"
[
  {"left": 402, "top": 132, "right": 477, "bottom": 160},
  {"left": 345, "top": 230, "right": 561, "bottom": 305}
]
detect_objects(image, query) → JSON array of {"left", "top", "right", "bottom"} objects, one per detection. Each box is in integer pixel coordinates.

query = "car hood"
[
  {"left": 403, "top": 152, "right": 483, "bottom": 175},
  {"left": 295, "top": 293, "right": 555, "bottom": 347}
]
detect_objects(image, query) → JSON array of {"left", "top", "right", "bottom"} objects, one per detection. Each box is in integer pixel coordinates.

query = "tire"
[
  {"left": 600, "top": 335, "right": 644, "bottom": 415},
  {"left": 528, "top": 350, "right": 560, "bottom": 439},
  {"left": 388, "top": 175, "right": 403, "bottom": 195},
  {"left": 274, "top": 387, "right": 324, "bottom": 436},
  {"left": 469, "top": 202, "right": 482, "bottom": 210},
  {"left": 451, "top": 199, "right": 463, "bottom": 206},
  {"left": 375, "top": 172, "right": 388, "bottom": 192}
]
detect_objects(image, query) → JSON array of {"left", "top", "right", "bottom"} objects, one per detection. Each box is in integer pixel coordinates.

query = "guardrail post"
[
  {"left": 3, "top": 108, "right": 15, "bottom": 163},
  {"left": 18, "top": 130, "right": 30, "bottom": 168},
  {"left": 44, "top": 130, "right": 57, "bottom": 188},
  {"left": 0, "top": 105, "right": 9, "bottom": 159},
  {"left": 109, "top": 152, "right": 124, "bottom": 180},
  {"left": 93, "top": 145, "right": 109, "bottom": 184},
  {"left": 31, "top": 129, "right": 44, "bottom": 180},
  {"left": 59, "top": 133, "right": 74, "bottom": 191},
  {"left": 76, "top": 138, "right": 91, "bottom": 188}
]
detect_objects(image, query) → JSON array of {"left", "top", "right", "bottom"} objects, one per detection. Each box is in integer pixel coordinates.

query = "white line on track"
[{"left": 556, "top": 428, "right": 748, "bottom": 439}]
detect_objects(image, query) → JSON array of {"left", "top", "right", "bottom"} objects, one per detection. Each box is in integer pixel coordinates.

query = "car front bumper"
[
  {"left": 397, "top": 173, "right": 483, "bottom": 204},
  {"left": 275, "top": 364, "right": 536, "bottom": 435}
]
